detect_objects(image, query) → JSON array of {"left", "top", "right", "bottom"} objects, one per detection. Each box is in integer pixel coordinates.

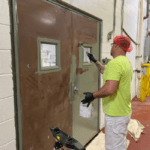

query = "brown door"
[{"left": 17, "top": 0, "right": 100, "bottom": 149}]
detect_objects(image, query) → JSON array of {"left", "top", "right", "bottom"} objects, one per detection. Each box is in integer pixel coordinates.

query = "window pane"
[
  {"left": 83, "top": 47, "right": 91, "bottom": 63},
  {"left": 41, "top": 43, "right": 56, "bottom": 67}
]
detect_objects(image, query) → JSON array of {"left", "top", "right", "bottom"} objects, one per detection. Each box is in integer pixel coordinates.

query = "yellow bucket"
[
  {"left": 140, "top": 75, "right": 147, "bottom": 101},
  {"left": 140, "top": 64, "right": 150, "bottom": 101}
]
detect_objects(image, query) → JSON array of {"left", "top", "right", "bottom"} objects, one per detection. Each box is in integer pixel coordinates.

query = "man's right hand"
[{"left": 87, "top": 52, "right": 97, "bottom": 63}]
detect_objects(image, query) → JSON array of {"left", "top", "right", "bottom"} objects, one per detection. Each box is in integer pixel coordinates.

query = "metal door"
[
  {"left": 16, "top": 0, "right": 100, "bottom": 149},
  {"left": 70, "top": 14, "right": 100, "bottom": 145},
  {"left": 17, "top": 1, "right": 73, "bottom": 149}
]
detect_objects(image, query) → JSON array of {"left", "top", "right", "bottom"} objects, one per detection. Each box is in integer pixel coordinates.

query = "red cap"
[{"left": 113, "top": 35, "right": 133, "bottom": 52}]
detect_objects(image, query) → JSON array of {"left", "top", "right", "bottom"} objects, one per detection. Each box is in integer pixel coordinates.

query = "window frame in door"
[{"left": 37, "top": 37, "right": 61, "bottom": 74}]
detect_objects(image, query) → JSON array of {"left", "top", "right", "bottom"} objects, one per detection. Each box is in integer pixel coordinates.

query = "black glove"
[
  {"left": 81, "top": 92, "right": 95, "bottom": 107},
  {"left": 87, "top": 52, "right": 97, "bottom": 63}
]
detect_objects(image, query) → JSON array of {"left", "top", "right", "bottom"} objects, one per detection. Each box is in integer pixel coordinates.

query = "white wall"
[
  {"left": 62, "top": 0, "right": 148, "bottom": 129},
  {"left": 142, "top": 0, "right": 149, "bottom": 64},
  {"left": 0, "top": 0, "right": 16, "bottom": 150}
]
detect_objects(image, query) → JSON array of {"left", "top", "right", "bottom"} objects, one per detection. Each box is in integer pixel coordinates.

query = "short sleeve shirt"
[{"left": 102, "top": 56, "right": 133, "bottom": 116}]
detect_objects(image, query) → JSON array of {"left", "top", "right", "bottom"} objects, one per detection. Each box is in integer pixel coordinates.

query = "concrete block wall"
[
  {"left": 62, "top": 0, "right": 148, "bottom": 129},
  {"left": 0, "top": 0, "right": 16, "bottom": 150}
]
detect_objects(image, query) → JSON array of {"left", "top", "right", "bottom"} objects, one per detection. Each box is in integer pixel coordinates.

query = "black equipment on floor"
[{"left": 50, "top": 127, "right": 86, "bottom": 150}]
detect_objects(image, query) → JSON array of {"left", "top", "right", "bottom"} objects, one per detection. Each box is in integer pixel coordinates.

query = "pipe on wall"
[
  {"left": 107, "top": 0, "right": 117, "bottom": 41},
  {"left": 144, "top": 0, "right": 149, "bottom": 19},
  {"left": 123, "top": 29, "right": 139, "bottom": 45},
  {"left": 121, "top": 0, "right": 139, "bottom": 45},
  {"left": 147, "top": 4, "right": 150, "bottom": 33},
  {"left": 121, "top": 0, "right": 124, "bottom": 34},
  {"left": 137, "top": 0, "right": 144, "bottom": 98}
]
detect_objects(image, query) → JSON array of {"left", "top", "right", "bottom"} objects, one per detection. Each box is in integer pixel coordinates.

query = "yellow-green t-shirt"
[{"left": 102, "top": 56, "right": 133, "bottom": 116}]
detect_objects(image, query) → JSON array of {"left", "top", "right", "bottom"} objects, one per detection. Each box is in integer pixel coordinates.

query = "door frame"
[
  {"left": 9, "top": 0, "right": 22, "bottom": 150},
  {"left": 10, "top": 0, "right": 103, "bottom": 150}
]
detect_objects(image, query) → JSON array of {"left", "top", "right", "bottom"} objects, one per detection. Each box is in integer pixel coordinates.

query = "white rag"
[{"left": 127, "top": 119, "right": 145, "bottom": 142}]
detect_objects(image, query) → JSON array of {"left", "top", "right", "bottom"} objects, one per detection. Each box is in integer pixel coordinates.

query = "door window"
[
  {"left": 79, "top": 44, "right": 94, "bottom": 68},
  {"left": 37, "top": 37, "right": 61, "bottom": 74},
  {"left": 83, "top": 47, "right": 91, "bottom": 64},
  {"left": 41, "top": 44, "right": 56, "bottom": 68}
]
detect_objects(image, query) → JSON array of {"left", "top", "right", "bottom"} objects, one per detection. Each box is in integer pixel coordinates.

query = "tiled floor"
[{"left": 100, "top": 95, "right": 150, "bottom": 150}]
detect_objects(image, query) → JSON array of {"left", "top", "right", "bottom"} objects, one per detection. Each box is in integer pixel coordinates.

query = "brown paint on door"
[
  {"left": 76, "top": 68, "right": 89, "bottom": 74},
  {"left": 17, "top": 0, "right": 72, "bottom": 149},
  {"left": 71, "top": 14, "right": 97, "bottom": 75},
  {"left": 17, "top": 0, "right": 99, "bottom": 149},
  {"left": 71, "top": 14, "right": 99, "bottom": 145}
]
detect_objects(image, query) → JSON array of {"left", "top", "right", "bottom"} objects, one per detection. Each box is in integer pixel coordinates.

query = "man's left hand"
[{"left": 81, "top": 92, "right": 95, "bottom": 107}]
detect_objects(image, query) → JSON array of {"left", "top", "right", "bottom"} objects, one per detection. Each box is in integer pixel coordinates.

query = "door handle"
[
  {"left": 70, "top": 81, "right": 75, "bottom": 102},
  {"left": 74, "top": 87, "right": 82, "bottom": 91}
]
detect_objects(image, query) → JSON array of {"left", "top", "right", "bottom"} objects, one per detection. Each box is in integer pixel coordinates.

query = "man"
[{"left": 81, "top": 35, "right": 133, "bottom": 150}]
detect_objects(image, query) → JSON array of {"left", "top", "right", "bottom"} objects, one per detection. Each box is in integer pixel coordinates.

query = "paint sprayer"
[{"left": 50, "top": 127, "right": 85, "bottom": 150}]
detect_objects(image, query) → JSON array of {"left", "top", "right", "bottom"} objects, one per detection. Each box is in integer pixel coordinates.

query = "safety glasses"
[{"left": 111, "top": 43, "right": 115, "bottom": 47}]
